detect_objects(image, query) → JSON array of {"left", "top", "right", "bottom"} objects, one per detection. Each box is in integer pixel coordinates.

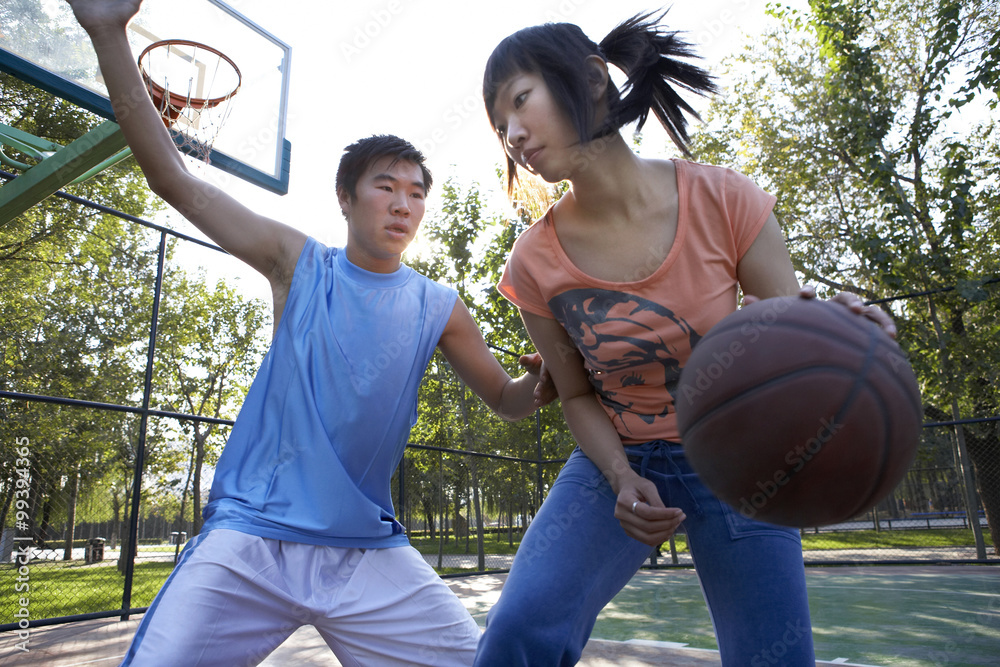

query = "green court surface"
[
  {"left": 585, "top": 566, "right": 999, "bottom": 667},
  {"left": 2, "top": 565, "right": 997, "bottom": 665}
]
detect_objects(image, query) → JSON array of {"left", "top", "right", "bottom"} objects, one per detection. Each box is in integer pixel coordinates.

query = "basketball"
[{"left": 675, "top": 297, "right": 922, "bottom": 527}]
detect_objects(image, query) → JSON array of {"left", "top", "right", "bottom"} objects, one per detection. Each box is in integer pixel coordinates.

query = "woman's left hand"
[
  {"left": 743, "top": 285, "right": 896, "bottom": 338},
  {"left": 744, "top": 286, "right": 898, "bottom": 339},
  {"left": 804, "top": 286, "right": 897, "bottom": 339}
]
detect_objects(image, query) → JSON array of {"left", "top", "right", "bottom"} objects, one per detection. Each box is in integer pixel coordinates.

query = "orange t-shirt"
[{"left": 498, "top": 160, "right": 776, "bottom": 444}]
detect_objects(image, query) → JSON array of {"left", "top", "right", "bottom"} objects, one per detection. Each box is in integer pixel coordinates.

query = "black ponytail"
[
  {"left": 599, "top": 11, "right": 718, "bottom": 155},
  {"left": 483, "top": 10, "right": 716, "bottom": 194}
]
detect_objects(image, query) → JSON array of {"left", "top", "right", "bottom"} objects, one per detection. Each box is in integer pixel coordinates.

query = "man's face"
[{"left": 339, "top": 157, "right": 427, "bottom": 273}]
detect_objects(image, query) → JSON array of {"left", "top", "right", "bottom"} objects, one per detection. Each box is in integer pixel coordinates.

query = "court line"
[
  {"left": 59, "top": 655, "right": 125, "bottom": 666},
  {"left": 634, "top": 575, "right": 1000, "bottom": 598},
  {"left": 807, "top": 584, "right": 999, "bottom": 597}
]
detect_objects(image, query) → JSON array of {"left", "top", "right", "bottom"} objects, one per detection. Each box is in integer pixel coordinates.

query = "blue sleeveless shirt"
[{"left": 201, "top": 238, "right": 458, "bottom": 547}]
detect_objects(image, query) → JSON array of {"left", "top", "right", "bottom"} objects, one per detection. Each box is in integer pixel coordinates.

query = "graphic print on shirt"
[{"left": 548, "top": 288, "right": 702, "bottom": 438}]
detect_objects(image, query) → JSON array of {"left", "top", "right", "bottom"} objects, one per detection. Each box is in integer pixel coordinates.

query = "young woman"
[{"left": 475, "top": 12, "right": 895, "bottom": 666}]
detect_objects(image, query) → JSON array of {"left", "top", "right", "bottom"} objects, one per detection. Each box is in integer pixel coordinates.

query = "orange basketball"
[{"left": 675, "top": 297, "right": 922, "bottom": 527}]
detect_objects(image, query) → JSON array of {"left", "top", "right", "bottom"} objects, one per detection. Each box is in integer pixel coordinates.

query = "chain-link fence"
[
  {"left": 390, "top": 416, "right": 998, "bottom": 575},
  {"left": 1, "top": 182, "right": 997, "bottom": 632}
]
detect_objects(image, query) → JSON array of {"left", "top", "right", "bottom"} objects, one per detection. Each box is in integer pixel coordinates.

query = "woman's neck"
[{"left": 560, "top": 135, "right": 657, "bottom": 224}]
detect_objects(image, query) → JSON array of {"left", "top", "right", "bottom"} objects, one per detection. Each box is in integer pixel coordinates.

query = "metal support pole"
[
  {"left": 535, "top": 410, "right": 543, "bottom": 511},
  {"left": 953, "top": 421, "right": 987, "bottom": 560},
  {"left": 398, "top": 455, "right": 405, "bottom": 529},
  {"left": 121, "top": 232, "right": 167, "bottom": 620}
]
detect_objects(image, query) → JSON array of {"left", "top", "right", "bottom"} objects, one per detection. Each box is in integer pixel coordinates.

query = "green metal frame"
[{"left": 0, "top": 121, "right": 132, "bottom": 226}]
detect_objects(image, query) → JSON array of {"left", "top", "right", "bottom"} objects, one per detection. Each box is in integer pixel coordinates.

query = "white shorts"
[{"left": 121, "top": 529, "right": 480, "bottom": 666}]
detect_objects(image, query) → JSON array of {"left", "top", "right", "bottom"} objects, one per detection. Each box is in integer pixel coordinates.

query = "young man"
[{"left": 67, "top": 2, "right": 554, "bottom": 665}]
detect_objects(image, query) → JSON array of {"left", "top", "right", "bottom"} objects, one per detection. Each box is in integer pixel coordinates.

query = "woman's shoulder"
[
  {"left": 671, "top": 158, "right": 731, "bottom": 179},
  {"left": 639, "top": 157, "right": 732, "bottom": 185},
  {"left": 632, "top": 157, "right": 734, "bottom": 198},
  {"left": 670, "top": 158, "right": 766, "bottom": 195},
  {"left": 513, "top": 205, "right": 556, "bottom": 245}
]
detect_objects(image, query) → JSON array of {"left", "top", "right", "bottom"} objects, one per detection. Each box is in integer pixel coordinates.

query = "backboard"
[{"left": 0, "top": 0, "right": 291, "bottom": 194}]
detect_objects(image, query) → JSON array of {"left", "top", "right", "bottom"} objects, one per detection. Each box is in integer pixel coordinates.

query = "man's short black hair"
[{"left": 335, "top": 135, "right": 433, "bottom": 201}]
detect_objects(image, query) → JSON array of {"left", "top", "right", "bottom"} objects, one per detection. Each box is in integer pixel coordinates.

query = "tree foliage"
[
  {"left": 1, "top": 68, "right": 166, "bottom": 556},
  {"left": 402, "top": 178, "right": 566, "bottom": 555},
  {"left": 1, "top": 71, "right": 270, "bottom": 566},
  {"left": 152, "top": 270, "right": 269, "bottom": 535},
  {"left": 693, "top": 0, "right": 998, "bottom": 551}
]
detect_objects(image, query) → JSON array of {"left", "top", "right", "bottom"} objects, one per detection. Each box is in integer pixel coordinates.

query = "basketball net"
[{"left": 138, "top": 40, "right": 241, "bottom": 166}]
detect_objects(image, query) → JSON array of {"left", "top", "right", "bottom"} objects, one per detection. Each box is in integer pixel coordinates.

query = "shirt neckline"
[
  {"left": 334, "top": 245, "right": 412, "bottom": 288},
  {"left": 541, "top": 159, "right": 688, "bottom": 289}
]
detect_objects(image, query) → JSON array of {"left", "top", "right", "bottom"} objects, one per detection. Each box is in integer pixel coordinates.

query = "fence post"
[
  {"left": 437, "top": 451, "right": 444, "bottom": 570},
  {"left": 398, "top": 455, "right": 405, "bottom": 530},
  {"left": 121, "top": 231, "right": 167, "bottom": 620},
  {"left": 535, "top": 410, "right": 543, "bottom": 510},
  {"left": 953, "top": 422, "right": 987, "bottom": 560}
]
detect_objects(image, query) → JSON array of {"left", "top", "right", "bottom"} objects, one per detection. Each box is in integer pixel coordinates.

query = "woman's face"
[{"left": 490, "top": 72, "right": 584, "bottom": 183}]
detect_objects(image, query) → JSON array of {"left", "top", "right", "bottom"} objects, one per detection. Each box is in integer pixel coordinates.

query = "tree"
[
  {"left": 693, "top": 0, "right": 999, "bottom": 551},
  {"left": 1, "top": 66, "right": 168, "bottom": 562},
  {"left": 404, "top": 174, "right": 574, "bottom": 564},
  {"left": 153, "top": 271, "right": 269, "bottom": 535},
  {"left": 1, "top": 64, "right": 270, "bottom": 572},
  {"left": 410, "top": 178, "right": 494, "bottom": 567}
]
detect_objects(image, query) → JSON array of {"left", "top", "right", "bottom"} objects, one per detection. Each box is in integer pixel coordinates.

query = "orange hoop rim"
[{"left": 138, "top": 39, "right": 242, "bottom": 110}]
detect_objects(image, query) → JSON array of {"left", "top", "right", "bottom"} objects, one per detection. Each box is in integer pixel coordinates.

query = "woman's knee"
[{"left": 477, "top": 601, "right": 585, "bottom": 666}]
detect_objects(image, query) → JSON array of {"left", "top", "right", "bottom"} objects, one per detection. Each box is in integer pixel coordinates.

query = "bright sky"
[{"left": 160, "top": 0, "right": 809, "bottom": 300}]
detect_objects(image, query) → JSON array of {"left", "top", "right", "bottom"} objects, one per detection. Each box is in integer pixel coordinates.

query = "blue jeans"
[{"left": 473, "top": 441, "right": 814, "bottom": 666}]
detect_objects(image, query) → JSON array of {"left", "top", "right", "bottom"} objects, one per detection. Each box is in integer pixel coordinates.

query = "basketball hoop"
[{"left": 138, "top": 39, "right": 241, "bottom": 164}]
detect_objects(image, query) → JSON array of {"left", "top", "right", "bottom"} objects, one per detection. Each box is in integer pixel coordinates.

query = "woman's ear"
[{"left": 585, "top": 54, "right": 610, "bottom": 102}]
